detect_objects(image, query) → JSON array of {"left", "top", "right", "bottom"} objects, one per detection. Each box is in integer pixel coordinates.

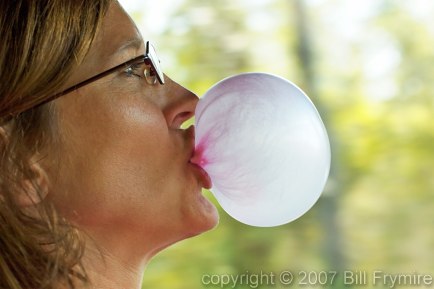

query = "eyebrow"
[{"left": 112, "top": 38, "right": 144, "bottom": 56}]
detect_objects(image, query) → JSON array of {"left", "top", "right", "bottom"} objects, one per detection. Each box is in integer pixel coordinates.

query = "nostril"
[{"left": 173, "top": 111, "right": 194, "bottom": 129}]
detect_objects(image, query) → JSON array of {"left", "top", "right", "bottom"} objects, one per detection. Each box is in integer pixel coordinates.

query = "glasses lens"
[
  {"left": 144, "top": 66, "right": 158, "bottom": 85},
  {"left": 147, "top": 42, "right": 164, "bottom": 84}
]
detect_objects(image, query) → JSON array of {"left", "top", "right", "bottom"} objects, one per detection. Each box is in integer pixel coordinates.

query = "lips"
[
  {"left": 186, "top": 126, "right": 213, "bottom": 190},
  {"left": 188, "top": 161, "right": 212, "bottom": 190}
]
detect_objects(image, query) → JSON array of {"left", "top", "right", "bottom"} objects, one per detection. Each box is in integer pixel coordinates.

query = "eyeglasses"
[{"left": 34, "top": 41, "right": 165, "bottom": 108}]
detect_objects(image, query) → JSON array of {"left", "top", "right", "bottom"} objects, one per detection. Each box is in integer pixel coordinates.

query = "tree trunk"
[{"left": 292, "top": 0, "right": 346, "bottom": 273}]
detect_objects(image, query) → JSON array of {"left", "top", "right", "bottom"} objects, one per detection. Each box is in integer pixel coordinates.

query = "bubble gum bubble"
[{"left": 194, "top": 73, "right": 330, "bottom": 227}]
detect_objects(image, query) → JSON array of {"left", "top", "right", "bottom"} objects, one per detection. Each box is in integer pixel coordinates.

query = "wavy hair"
[{"left": 0, "top": 1, "right": 111, "bottom": 288}]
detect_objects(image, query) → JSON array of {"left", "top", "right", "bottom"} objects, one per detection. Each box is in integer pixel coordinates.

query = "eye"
[
  {"left": 122, "top": 61, "right": 158, "bottom": 85},
  {"left": 123, "top": 62, "right": 143, "bottom": 78}
]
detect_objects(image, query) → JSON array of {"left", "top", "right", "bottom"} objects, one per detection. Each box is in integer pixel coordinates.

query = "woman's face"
[{"left": 47, "top": 2, "right": 218, "bottom": 252}]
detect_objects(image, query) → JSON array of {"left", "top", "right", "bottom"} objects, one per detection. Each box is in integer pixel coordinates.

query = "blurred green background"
[{"left": 120, "top": 0, "right": 434, "bottom": 288}]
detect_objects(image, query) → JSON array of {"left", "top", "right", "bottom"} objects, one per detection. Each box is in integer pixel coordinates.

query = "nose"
[{"left": 161, "top": 76, "right": 198, "bottom": 129}]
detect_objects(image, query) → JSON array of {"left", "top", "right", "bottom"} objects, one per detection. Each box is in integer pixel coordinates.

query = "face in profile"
[{"left": 46, "top": 1, "right": 219, "bottom": 257}]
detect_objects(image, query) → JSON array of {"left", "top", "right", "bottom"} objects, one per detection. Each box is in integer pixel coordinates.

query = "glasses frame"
[{"left": 36, "top": 41, "right": 165, "bottom": 108}]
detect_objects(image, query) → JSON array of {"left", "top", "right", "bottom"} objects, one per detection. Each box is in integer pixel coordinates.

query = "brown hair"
[{"left": 0, "top": 1, "right": 111, "bottom": 288}]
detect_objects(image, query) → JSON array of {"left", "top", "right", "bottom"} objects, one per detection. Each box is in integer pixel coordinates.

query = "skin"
[{"left": 41, "top": 2, "right": 219, "bottom": 288}]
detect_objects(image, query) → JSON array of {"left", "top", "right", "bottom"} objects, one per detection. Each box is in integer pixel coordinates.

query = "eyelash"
[
  {"left": 122, "top": 61, "right": 158, "bottom": 85},
  {"left": 123, "top": 63, "right": 143, "bottom": 78}
]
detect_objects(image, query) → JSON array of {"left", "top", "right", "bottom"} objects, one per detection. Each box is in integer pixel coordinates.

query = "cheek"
[
  {"left": 50, "top": 92, "right": 217, "bottom": 238},
  {"left": 51, "top": 99, "right": 182, "bottom": 225}
]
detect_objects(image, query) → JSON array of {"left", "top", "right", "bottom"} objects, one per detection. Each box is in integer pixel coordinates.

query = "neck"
[
  {"left": 70, "top": 224, "right": 184, "bottom": 289},
  {"left": 80, "top": 245, "right": 146, "bottom": 289}
]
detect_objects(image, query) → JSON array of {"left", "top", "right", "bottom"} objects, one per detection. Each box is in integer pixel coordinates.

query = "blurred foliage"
[{"left": 120, "top": 0, "right": 434, "bottom": 288}]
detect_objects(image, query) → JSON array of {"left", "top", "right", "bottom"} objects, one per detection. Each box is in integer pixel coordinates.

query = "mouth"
[
  {"left": 188, "top": 160, "right": 213, "bottom": 190},
  {"left": 186, "top": 126, "right": 212, "bottom": 190}
]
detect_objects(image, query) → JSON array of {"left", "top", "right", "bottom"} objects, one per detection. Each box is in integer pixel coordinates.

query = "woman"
[{"left": 0, "top": 1, "right": 219, "bottom": 288}]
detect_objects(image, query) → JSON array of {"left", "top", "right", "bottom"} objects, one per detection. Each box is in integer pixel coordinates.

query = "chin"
[{"left": 183, "top": 196, "right": 219, "bottom": 238}]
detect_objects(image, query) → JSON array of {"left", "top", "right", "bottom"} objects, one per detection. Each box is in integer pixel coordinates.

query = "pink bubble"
[{"left": 194, "top": 73, "right": 331, "bottom": 227}]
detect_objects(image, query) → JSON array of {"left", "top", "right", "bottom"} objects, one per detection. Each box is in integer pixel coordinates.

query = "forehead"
[
  {"left": 60, "top": 2, "right": 144, "bottom": 90},
  {"left": 95, "top": 2, "right": 144, "bottom": 61}
]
